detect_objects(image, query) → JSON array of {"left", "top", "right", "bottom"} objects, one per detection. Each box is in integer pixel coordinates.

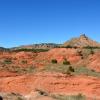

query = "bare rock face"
[{"left": 63, "top": 34, "right": 100, "bottom": 47}]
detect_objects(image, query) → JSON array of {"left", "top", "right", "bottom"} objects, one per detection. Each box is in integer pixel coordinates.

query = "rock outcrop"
[{"left": 63, "top": 34, "right": 100, "bottom": 47}]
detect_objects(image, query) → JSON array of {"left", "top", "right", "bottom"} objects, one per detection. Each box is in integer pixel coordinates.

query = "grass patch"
[
  {"left": 43, "top": 64, "right": 100, "bottom": 77},
  {"left": 3, "top": 59, "right": 12, "bottom": 64},
  {"left": 6, "top": 66, "right": 36, "bottom": 74},
  {"left": 43, "top": 64, "right": 74, "bottom": 75},
  {"left": 51, "top": 93, "right": 86, "bottom": 100},
  {"left": 73, "top": 66, "right": 100, "bottom": 77},
  {"left": 34, "top": 88, "right": 86, "bottom": 100}
]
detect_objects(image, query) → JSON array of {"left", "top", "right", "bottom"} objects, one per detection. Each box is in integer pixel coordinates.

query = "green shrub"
[
  {"left": 17, "top": 97, "right": 23, "bottom": 100},
  {"left": 68, "top": 66, "right": 75, "bottom": 72},
  {"left": 21, "top": 60, "right": 27, "bottom": 64},
  {"left": 90, "top": 50, "right": 94, "bottom": 55},
  {"left": 63, "top": 59, "right": 70, "bottom": 65},
  {"left": 51, "top": 59, "right": 57, "bottom": 64},
  {"left": 35, "top": 89, "right": 48, "bottom": 96},
  {"left": 13, "top": 48, "right": 49, "bottom": 52},
  {"left": 4, "top": 59, "right": 12, "bottom": 64},
  {"left": 63, "top": 66, "right": 74, "bottom": 75}
]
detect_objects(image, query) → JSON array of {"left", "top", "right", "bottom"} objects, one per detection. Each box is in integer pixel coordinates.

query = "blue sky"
[{"left": 0, "top": 0, "right": 100, "bottom": 47}]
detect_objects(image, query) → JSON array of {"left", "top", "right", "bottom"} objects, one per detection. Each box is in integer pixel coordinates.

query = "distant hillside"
[
  {"left": 63, "top": 34, "right": 100, "bottom": 47},
  {"left": 11, "top": 43, "right": 60, "bottom": 50},
  {"left": 1, "top": 34, "right": 100, "bottom": 50},
  {"left": 0, "top": 47, "right": 9, "bottom": 51}
]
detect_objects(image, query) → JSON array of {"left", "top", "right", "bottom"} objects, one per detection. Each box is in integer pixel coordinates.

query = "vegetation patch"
[
  {"left": 51, "top": 59, "right": 58, "bottom": 64},
  {"left": 43, "top": 64, "right": 74, "bottom": 75},
  {"left": 43, "top": 64, "right": 100, "bottom": 77},
  {"left": 12, "top": 48, "right": 49, "bottom": 52},
  {"left": 3, "top": 59, "right": 12, "bottom": 64},
  {"left": 21, "top": 60, "right": 27, "bottom": 64},
  {"left": 73, "top": 66, "right": 100, "bottom": 77},
  {"left": 0, "top": 93, "right": 25, "bottom": 100},
  {"left": 51, "top": 93, "right": 86, "bottom": 100},
  {"left": 63, "top": 59, "right": 70, "bottom": 65},
  {"left": 35, "top": 88, "right": 48, "bottom": 96},
  {"left": 5, "top": 66, "right": 36, "bottom": 74}
]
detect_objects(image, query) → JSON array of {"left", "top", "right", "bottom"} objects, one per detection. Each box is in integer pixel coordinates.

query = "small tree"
[{"left": 51, "top": 59, "right": 57, "bottom": 64}]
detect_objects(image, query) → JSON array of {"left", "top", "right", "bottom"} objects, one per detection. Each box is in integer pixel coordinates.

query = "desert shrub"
[
  {"left": 4, "top": 58, "right": 12, "bottom": 64},
  {"left": 51, "top": 59, "right": 57, "bottom": 64},
  {"left": 35, "top": 89, "right": 48, "bottom": 96},
  {"left": 91, "top": 69, "right": 95, "bottom": 72},
  {"left": 21, "top": 60, "right": 27, "bottom": 64},
  {"left": 65, "top": 45, "right": 73, "bottom": 48},
  {"left": 63, "top": 66, "right": 74, "bottom": 75},
  {"left": 63, "top": 59, "right": 70, "bottom": 65},
  {"left": 77, "top": 51, "right": 83, "bottom": 56},
  {"left": 17, "top": 97, "right": 23, "bottom": 100},
  {"left": 90, "top": 50, "right": 94, "bottom": 55},
  {"left": 68, "top": 66, "right": 75, "bottom": 72}
]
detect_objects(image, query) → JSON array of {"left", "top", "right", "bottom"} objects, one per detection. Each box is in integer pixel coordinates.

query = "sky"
[{"left": 0, "top": 0, "right": 100, "bottom": 48}]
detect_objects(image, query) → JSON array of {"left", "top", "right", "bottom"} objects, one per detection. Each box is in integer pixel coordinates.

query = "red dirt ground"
[
  {"left": 0, "top": 72, "right": 100, "bottom": 99},
  {"left": 0, "top": 48, "right": 100, "bottom": 72},
  {"left": 0, "top": 48, "right": 100, "bottom": 100}
]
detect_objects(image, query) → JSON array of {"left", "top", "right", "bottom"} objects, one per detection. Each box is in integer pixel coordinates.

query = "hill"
[
  {"left": 63, "top": 34, "right": 100, "bottom": 47},
  {"left": 0, "top": 34, "right": 100, "bottom": 99},
  {"left": 11, "top": 34, "right": 100, "bottom": 50}
]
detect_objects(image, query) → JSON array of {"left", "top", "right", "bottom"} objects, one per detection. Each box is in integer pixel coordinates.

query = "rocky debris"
[
  {"left": 0, "top": 93, "right": 25, "bottom": 100},
  {"left": 0, "top": 92, "right": 56, "bottom": 100},
  {"left": 25, "top": 91, "right": 56, "bottom": 100}
]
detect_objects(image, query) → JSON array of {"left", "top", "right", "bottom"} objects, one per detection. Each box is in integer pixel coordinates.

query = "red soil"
[
  {"left": 88, "top": 53, "right": 100, "bottom": 72},
  {"left": 0, "top": 48, "right": 100, "bottom": 72},
  {"left": 0, "top": 71, "right": 18, "bottom": 77},
  {"left": 0, "top": 72, "right": 100, "bottom": 99},
  {"left": 0, "top": 49, "right": 100, "bottom": 99}
]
